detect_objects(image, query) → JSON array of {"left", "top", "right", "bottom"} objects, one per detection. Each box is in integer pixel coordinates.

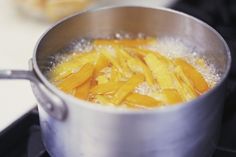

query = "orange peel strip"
[
  {"left": 162, "top": 89, "right": 182, "bottom": 105},
  {"left": 144, "top": 53, "right": 173, "bottom": 89},
  {"left": 94, "top": 38, "right": 156, "bottom": 47},
  {"left": 90, "top": 81, "right": 124, "bottom": 95},
  {"left": 94, "top": 53, "right": 110, "bottom": 77},
  {"left": 125, "top": 93, "right": 161, "bottom": 108},
  {"left": 75, "top": 79, "right": 91, "bottom": 99},
  {"left": 113, "top": 74, "right": 145, "bottom": 105},
  {"left": 58, "top": 63, "right": 94, "bottom": 91},
  {"left": 175, "top": 58, "right": 209, "bottom": 93}
]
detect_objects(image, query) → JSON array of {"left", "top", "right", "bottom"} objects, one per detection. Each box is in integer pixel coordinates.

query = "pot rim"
[{"left": 33, "top": 5, "right": 232, "bottom": 115}]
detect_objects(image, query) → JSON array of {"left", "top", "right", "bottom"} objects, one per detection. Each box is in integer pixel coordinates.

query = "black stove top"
[{"left": 1, "top": 0, "right": 236, "bottom": 156}]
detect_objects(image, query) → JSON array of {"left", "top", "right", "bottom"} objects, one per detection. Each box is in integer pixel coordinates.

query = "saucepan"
[{"left": 0, "top": 6, "right": 231, "bottom": 157}]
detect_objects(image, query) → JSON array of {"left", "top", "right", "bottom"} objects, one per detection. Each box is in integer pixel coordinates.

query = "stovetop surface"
[{"left": 1, "top": 0, "right": 236, "bottom": 156}]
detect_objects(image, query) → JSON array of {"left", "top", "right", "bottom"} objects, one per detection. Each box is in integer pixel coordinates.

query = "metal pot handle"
[{"left": 0, "top": 68, "right": 67, "bottom": 121}]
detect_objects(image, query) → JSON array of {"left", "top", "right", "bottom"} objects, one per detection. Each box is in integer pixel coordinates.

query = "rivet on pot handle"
[{"left": 0, "top": 63, "right": 67, "bottom": 121}]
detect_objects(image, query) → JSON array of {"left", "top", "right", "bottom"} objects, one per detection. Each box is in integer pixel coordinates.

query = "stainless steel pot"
[{"left": 0, "top": 6, "right": 231, "bottom": 157}]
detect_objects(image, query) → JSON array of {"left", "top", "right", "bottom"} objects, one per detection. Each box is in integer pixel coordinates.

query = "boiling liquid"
[{"left": 47, "top": 35, "right": 221, "bottom": 109}]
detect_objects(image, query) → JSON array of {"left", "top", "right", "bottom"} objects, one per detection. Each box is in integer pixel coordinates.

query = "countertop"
[{"left": 0, "top": 0, "right": 49, "bottom": 132}]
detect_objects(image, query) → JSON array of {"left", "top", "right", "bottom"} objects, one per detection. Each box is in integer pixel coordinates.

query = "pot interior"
[{"left": 35, "top": 6, "right": 230, "bottom": 91}]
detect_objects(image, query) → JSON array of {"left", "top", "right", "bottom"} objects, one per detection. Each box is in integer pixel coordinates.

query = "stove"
[{"left": 1, "top": 0, "right": 236, "bottom": 156}]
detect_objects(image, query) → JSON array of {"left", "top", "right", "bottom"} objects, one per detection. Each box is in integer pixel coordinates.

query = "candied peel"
[{"left": 49, "top": 37, "right": 219, "bottom": 109}]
